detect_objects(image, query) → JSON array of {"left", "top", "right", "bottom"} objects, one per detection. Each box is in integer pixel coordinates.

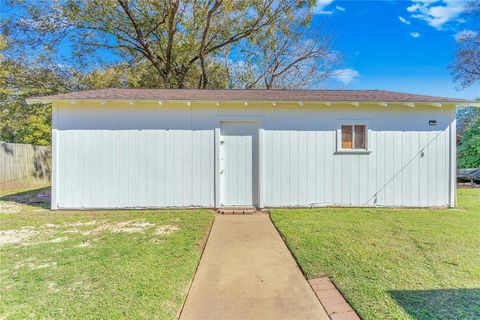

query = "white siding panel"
[
  {"left": 419, "top": 132, "right": 429, "bottom": 207},
  {"left": 401, "top": 132, "right": 411, "bottom": 206},
  {"left": 289, "top": 131, "right": 299, "bottom": 206},
  {"left": 384, "top": 131, "right": 394, "bottom": 206},
  {"left": 409, "top": 132, "right": 419, "bottom": 206},
  {"left": 306, "top": 131, "right": 316, "bottom": 204},
  {"left": 366, "top": 129, "right": 377, "bottom": 206},
  {"left": 55, "top": 103, "right": 455, "bottom": 209},
  {"left": 280, "top": 131, "right": 290, "bottom": 206},
  {"left": 325, "top": 131, "right": 335, "bottom": 204},
  {"left": 393, "top": 131, "right": 403, "bottom": 206},
  {"left": 56, "top": 104, "right": 215, "bottom": 209},
  {"left": 316, "top": 132, "right": 325, "bottom": 205},
  {"left": 298, "top": 131, "right": 308, "bottom": 205},
  {"left": 261, "top": 106, "right": 454, "bottom": 208}
]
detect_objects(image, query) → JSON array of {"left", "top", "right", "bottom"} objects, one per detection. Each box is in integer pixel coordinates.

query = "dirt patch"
[
  {"left": 43, "top": 224, "right": 60, "bottom": 229},
  {"left": 44, "top": 221, "right": 99, "bottom": 231},
  {"left": 100, "top": 220, "right": 155, "bottom": 233},
  {"left": 0, "top": 200, "right": 48, "bottom": 214},
  {"left": 0, "top": 202, "right": 22, "bottom": 214},
  {"left": 0, "top": 225, "right": 70, "bottom": 247},
  {"left": 0, "top": 223, "right": 72, "bottom": 246},
  {"left": 77, "top": 242, "right": 90, "bottom": 248},
  {"left": 150, "top": 238, "right": 166, "bottom": 245},
  {"left": 14, "top": 258, "right": 57, "bottom": 271},
  {"left": 24, "top": 237, "right": 68, "bottom": 246},
  {"left": 0, "top": 227, "right": 39, "bottom": 245},
  {"left": 64, "top": 221, "right": 99, "bottom": 227},
  {"left": 1, "top": 219, "right": 179, "bottom": 246},
  {"left": 31, "top": 262, "right": 57, "bottom": 270},
  {"left": 63, "top": 220, "right": 156, "bottom": 235},
  {"left": 68, "top": 275, "right": 94, "bottom": 298},
  {"left": 155, "top": 225, "right": 180, "bottom": 235},
  {"left": 47, "top": 281, "right": 61, "bottom": 293}
]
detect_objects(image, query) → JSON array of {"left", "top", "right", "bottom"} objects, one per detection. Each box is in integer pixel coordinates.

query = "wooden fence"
[{"left": 0, "top": 142, "right": 51, "bottom": 192}]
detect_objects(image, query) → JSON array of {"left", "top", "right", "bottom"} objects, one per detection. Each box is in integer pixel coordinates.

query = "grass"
[
  {"left": 0, "top": 188, "right": 214, "bottom": 319},
  {"left": 271, "top": 189, "right": 480, "bottom": 320}
]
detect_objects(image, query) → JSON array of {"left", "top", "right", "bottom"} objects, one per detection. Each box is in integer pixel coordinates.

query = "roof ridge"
[
  {"left": 25, "top": 88, "right": 476, "bottom": 104},
  {"left": 67, "top": 88, "right": 424, "bottom": 93}
]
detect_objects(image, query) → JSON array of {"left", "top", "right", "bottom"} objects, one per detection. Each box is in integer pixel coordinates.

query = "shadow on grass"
[
  {"left": 0, "top": 187, "right": 51, "bottom": 209},
  {"left": 389, "top": 288, "right": 480, "bottom": 320}
]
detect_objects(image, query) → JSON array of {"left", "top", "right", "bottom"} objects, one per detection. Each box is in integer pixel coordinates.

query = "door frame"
[{"left": 214, "top": 116, "right": 264, "bottom": 208}]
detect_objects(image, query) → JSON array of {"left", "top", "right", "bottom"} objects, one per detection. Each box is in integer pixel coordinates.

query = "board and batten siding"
[
  {"left": 261, "top": 107, "right": 455, "bottom": 207},
  {"left": 54, "top": 102, "right": 215, "bottom": 209},
  {"left": 52, "top": 101, "right": 456, "bottom": 209}
]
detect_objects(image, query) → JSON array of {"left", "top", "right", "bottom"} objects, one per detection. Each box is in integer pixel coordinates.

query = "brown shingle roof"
[{"left": 27, "top": 88, "right": 473, "bottom": 103}]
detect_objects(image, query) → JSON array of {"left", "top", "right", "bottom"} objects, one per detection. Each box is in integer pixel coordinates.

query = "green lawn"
[
  {"left": 271, "top": 189, "right": 480, "bottom": 320},
  {"left": 0, "top": 188, "right": 214, "bottom": 319}
]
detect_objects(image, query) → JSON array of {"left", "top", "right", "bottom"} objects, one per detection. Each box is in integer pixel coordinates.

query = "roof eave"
[{"left": 25, "top": 97, "right": 478, "bottom": 107}]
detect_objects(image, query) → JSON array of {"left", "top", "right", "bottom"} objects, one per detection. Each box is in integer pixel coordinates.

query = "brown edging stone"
[{"left": 309, "top": 276, "right": 361, "bottom": 320}]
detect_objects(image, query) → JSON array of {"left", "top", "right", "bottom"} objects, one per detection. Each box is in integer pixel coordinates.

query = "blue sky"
[
  {"left": 4, "top": 1, "right": 477, "bottom": 99},
  {"left": 312, "top": 0, "right": 479, "bottom": 99}
]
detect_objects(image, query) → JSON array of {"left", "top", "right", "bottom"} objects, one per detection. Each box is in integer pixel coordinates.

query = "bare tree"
[
  {"left": 451, "top": 1, "right": 480, "bottom": 89},
  {"left": 466, "top": 0, "right": 480, "bottom": 15},
  {"left": 230, "top": 25, "right": 338, "bottom": 89},
  {"left": 3, "top": 0, "right": 322, "bottom": 89}
]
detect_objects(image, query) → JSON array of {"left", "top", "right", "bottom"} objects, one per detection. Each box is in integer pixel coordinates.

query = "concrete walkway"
[{"left": 180, "top": 214, "right": 329, "bottom": 320}]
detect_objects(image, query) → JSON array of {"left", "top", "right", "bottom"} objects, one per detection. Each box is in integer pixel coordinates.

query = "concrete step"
[{"left": 216, "top": 208, "right": 259, "bottom": 215}]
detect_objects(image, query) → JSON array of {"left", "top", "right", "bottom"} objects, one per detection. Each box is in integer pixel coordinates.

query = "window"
[{"left": 341, "top": 124, "right": 366, "bottom": 150}]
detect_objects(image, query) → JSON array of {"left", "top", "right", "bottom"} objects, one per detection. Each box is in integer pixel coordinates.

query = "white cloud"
[
  {"left": 336, "top": 5, "right": 346, "bottom": 12},
  {"left": 410, "top": 32, "right": 421, "bottom": 38},
  {"left": 454, "top": 30, "right": 478, "bottom": 41},
  {"left": 313, "top": 0, "right": 334, "bottom": 15},
  {"left": 407, "top": 0, "right": 467, "bottom": 30},
  {"left": 407, "top": 4, "right": 422, "bottom": 13},
  {"left": 332, "top": 68, "right": 360, "bottom": 85},
  {"left": 399, "top": 16, "right": 411, "bottom": 25}
]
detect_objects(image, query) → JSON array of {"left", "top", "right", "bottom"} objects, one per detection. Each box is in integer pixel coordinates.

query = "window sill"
[{"left": 334, "top": 150, "right": 372, "bottom": 155}]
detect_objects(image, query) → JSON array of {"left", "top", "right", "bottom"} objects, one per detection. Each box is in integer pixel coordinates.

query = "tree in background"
[
  {"left": 1, "top": 0, "right": 338, "bottom": 145},
  {"left": 457, "top": 97, "right": 480, "bottom": 168},
  {"left": 451, "top": 1, "right": 480, "bottom": 88},
  {"left": 0, "top": 35, "right": 68, "bottom": 145},
  {"left": 0, "top": 33, "right": 123, "bottom": 145},
  {"left": 230, "top": 22, "right": 338, "bottom": 89},
  {"left": 452, "top": 2, "right": 480, "bottom": 168},
  {"left": 2, "top": 0, "right": 334, "bottom": 90}
]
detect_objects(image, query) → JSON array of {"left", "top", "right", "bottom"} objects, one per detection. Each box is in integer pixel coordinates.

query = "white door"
[{"left": 219, "top": 121, "right": 259, "bottom": 207}]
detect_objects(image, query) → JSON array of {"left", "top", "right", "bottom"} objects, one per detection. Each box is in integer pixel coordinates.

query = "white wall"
[
  {"left": 53, "top": 101, "right": 455, "bottom": 209},
  {"left": 261, "top": 106, "right": 455, "bottom": 207}
]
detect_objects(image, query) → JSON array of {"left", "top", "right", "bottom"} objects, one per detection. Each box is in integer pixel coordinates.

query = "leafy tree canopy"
[
  {"left": 458, "top": 113, "right": 480, "bottom": 168},
  {"left": 457, "top": 97, "right": 480, "bottom": 168},
  {"left": 2, "top": 0, "right": 335, "bottom": 90},
  {"left": 1, "top": 0, "right": 339, "bottom": 145}
]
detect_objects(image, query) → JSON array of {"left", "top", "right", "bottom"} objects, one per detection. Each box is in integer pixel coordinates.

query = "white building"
[{"left": 27, "top": 89, "right": 475, "bottom": 210}]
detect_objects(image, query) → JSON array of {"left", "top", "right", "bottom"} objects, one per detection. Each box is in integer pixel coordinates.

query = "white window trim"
[{"left": 335, "top": 120, "right": 372, "bottom": 154}]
